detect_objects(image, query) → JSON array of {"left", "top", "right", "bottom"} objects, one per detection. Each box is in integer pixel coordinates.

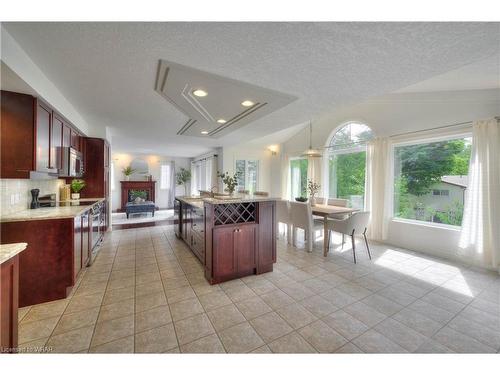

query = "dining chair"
[
  {"left": 289, "top": 201, "right": 323, "bottom": 252},
  {"left": 326, "top": 197, "right": 350, "bottom": 244},
  {"left": 275, "top": 200, "right": 291, "bottom": 243},
  {"left": 325, "top": 211, "right": 371, "bottom": 263},
  {"left": 254, "top": 191, "right": 269, "bottom": 196}
]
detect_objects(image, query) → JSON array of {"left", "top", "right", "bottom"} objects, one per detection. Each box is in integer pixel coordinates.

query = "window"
[
  {"left": 393, "top": 136, "right": 472, "bottom": 226},
  {"left": 290, "top": 158, "right": 308, "bottom": 198},
  {"left": 235, "top": 160, "right": 259, "bottom": 193},
  {"left": 327, "top": 122, "right": 373, "bottom": 209},
  {"left": 160, "top": 164, "right": 171, "bottom": 190}
]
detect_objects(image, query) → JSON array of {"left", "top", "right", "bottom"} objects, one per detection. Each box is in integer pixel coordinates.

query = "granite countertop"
[
  {"left": 177, "top": 195, "right": 280, "bottom": 207},
  {"left": 0, "top": 198, "right": 105, "bottom": 223},
  {"left": 0, "top": 243, "right": 27, "bottom": 264}
]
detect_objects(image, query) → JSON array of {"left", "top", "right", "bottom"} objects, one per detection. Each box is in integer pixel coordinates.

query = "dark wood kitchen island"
[{"left": 174, "top": 196, "right": 277, "bottom": 284}]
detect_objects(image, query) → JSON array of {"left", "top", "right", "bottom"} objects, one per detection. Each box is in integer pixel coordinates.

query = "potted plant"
[
  {"left": 295, "top": 196, "right": 308, "bottom": 202},
  {"left": 176, "top": 168, "right": 191, "bottom": 196},
  {"left": 307, "top": 179, "right": 321, "bottom": 206},
  {"left": 70, "top": 179, "right": 86, "bottom": 200},
  {"left": 122, "top": 166, "right": 135, "bottom": 181},
  {"left": 217, "top": 171, "right": 240, "bottom": 195}
]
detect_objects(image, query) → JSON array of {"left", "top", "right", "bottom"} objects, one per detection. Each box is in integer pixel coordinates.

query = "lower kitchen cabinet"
[
  {"left": 0, "top": 254, "right": 20, "bottom": 353},
  {"left": 74, "top": 210, "right": 91, "bottom": 281}
]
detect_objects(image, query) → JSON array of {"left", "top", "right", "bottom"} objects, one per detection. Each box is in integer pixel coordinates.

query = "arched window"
[{"left": 327, "top": 122, "right": 374, "bottom": 209}]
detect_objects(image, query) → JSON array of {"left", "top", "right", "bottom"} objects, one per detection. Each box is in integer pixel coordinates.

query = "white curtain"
[
  {"left": 163, "top": 161, "right": 175, "bottom": 208},
  {"left": 307, "top": 156, "right": 323, "bottom": 197},
  {"left": 365, "top": 137, "right": 391, "bottom": 241},
  {"left": 190, "top": 162, "right": 197, "bottom": 196},
  {"left": 204, "top": 156, "right": 218, "bottom": 191},
  {"left": 281, "top": 154, "right": 291, "bottom": 199},
  {"left": 459, "top": 119, "right": 500, "bottom": 271}
]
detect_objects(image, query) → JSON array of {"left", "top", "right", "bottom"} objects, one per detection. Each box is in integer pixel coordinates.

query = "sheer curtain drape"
[
  {"left": 281, "top": 154, "right": 291, "bottom": 199},
  {"left": 365, "top": 137, "right": 391, "bottom": 241},
  {"left": 307, "top": 156, "right": 323, "bottom": 197},
  {"left": 459, "top": 119, "right": 500, "bottom": 272},
  {"left": 164, "top": 161, "right": 175, "bottom": 208},
  {"left": 191, "top": 156, "right": 218, "bottom": 195}
]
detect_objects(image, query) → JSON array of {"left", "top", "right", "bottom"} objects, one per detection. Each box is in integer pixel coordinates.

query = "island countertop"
[
  {"left": 0, "top": 198, "right": 105, "bottom": 223},
  {"left": 176, "top": 195, "right": 281, "bottom": 208},
  {"left": 0, "top": 243, "right": 27, "bottom": 264}
]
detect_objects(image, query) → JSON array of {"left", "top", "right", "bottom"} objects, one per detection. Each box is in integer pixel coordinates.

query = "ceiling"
[{"left": 2, "top": 22, "right": 499, "bottom": 157}]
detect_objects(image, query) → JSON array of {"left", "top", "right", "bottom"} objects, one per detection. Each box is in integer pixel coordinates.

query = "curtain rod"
[
  {"left": 390, "top": 116, "right": 500, "bottom": 139},
  {"left": 192, "top": 154, "right": 218, "bottom": 163}
]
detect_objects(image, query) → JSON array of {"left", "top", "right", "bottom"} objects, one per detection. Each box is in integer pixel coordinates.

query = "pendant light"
[{"left": 301, "top": 121, "right": 322, "bottom": 158}]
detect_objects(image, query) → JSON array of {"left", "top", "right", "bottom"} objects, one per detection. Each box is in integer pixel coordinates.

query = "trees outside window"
[
  {"left": 393, "top": 137, "right": 471, "bottom": 226},
  {"left": 328, "top": 122, "right": 373, "bottom": 209},
  {"left": 235, "top": 160, "right": 259, "bottom": 193}
]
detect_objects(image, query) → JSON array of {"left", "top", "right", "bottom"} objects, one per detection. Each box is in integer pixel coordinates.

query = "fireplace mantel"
[{"left": 120, "top": 180, "right": 156, "bottom": 211}]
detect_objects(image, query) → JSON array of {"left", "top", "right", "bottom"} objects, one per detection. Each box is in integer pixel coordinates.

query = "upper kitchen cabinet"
[
  {"left": 0, "top": 91, "right": 35, "bottom": 178},
  {"left": 0, "top": 90, "right": 85, "bottom": 178}
]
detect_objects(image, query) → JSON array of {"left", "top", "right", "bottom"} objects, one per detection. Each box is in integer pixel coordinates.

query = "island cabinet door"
[
  {"left": 235, "top": 225, "right": 256, "bottom": 274},
  {"left": 213, "top": 226, "right": 238, "bottom": 279}
]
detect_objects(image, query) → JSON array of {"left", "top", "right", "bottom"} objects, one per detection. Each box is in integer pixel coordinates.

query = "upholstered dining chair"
[
  {"left": 289, "top": 201, "right": 323, "bottom": 252},
  {"left": 326, "top": 197, "right": 350, "bottom": 245},
  {"left": 326, "top": 211, "right": 371, "bottom": 263},
  {"left": 275, "top": 200, "right": 291, "bottom": 243}
]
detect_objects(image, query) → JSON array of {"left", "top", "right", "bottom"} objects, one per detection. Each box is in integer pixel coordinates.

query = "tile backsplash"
[{"left": 0, "top": 178, "right": 65, "bottom": 215}]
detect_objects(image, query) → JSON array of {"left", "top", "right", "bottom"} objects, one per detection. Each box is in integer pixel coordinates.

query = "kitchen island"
[{"left": 175, "top": 196, "right": 277, "bottom": 284}]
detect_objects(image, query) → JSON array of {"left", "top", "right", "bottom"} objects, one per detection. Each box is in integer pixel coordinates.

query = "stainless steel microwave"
[{"left": 60, "top": 147, "right": 84, "bottom": 177}]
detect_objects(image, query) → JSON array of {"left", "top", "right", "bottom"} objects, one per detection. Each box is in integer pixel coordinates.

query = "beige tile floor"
[{"left": 17, "top": 225, "right": 500, "bottom": 353}]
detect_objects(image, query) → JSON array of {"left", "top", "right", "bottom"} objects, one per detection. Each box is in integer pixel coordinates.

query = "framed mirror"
[{"left": 130, "top": 158, "right": 149, "bottom": 179}]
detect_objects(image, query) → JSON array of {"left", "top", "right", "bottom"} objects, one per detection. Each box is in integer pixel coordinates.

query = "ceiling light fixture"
[
  {"left": 217, "top": 119, "right": 227, "bottom": 124},
  {"left": 192, "top": 89, "right": 208, "bottom": 97},
  {"left": 241, "top": 100, "right": 255, "bottom": 107},
  {"left": 301, "top": 121, "right": 322, "bottom": 158},
  {"left": 201, "top": 131, "right": 209, "bottom": 135}
]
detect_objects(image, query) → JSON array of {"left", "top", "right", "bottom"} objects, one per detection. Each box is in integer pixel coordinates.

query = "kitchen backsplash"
[{"left": 0, "top": 178, "right": 65, "bottom": 215}]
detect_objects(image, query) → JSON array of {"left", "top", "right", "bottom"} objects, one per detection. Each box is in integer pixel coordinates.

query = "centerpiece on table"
[
  {"left": 70, "top": 179, "right": 86, "bottom": 200},
  {"left": 307, "top": 179, "right": 321, "bottom": 206},
  {"left": 217, "top": 171, "right": 240, "bottom": 196}
]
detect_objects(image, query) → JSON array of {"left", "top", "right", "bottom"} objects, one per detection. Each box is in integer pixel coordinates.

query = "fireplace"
[{"left": 120, "top": 180, "right": 156, "bottom": 211}]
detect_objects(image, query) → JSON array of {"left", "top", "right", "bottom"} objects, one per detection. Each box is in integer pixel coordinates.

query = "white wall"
[
  {"left": 281, "top": 88, "right": 500, "bottom": 268},
  {"left": 222, "top": 143, "right": 281, "bottom": 196},
  {"left": 111, "top": 152, "right": 191, "bottom": 211}
]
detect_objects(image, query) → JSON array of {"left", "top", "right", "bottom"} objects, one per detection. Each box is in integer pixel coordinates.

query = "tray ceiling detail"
[{"left": 155, "top": 60, "right": 297, "bottom": 138}]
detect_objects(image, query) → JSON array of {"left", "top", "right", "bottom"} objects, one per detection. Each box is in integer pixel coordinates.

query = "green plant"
[
  {"left": 70, "top": 179, "right": 86, "bottom": 193},
  {"left": 295, "top": 197, "right": 308, "bottom": 202},
  {"left": 217, "top": 171, "right": 240, "bottom": 195},
  {"left": 130, "top": 190, "right": 147, "bottom": 200},
  {"left": 122, "top": 166, "right": 135, "bottom": 176}
]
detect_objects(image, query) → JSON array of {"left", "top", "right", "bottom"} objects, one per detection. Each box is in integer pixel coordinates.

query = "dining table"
[{"left": 311, "top": 204, "right": 359, "bottom": 257}]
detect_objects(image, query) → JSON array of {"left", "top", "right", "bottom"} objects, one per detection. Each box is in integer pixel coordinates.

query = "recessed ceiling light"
[
  {"left": 193, "top": 89, "right": 207, "bottom": 97},
  {"left": 241, "top": 100, "right": 254, "bottom": 107},
  {"left": 217, "top": 119, "right": 227, "bottom": 124},
  {"left": 201, "top": 131, "right": 209, "bottom": 135}
]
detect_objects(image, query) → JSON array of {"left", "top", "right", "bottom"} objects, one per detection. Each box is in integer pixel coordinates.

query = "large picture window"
[
  {"left": 328, "top": 122, "right": 373, "bottom": 209},
  {"left": 290, "top": 158, "right": 308, "bottom": 199},
  {"left": 393, "top": 135, "right": 472, "bottom": 226}
]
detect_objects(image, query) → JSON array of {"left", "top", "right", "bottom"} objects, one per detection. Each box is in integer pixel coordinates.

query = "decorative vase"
[
  {"left": 310, "top": 196, "right": 316, "bottom": 206},
  {"left": 71, "top": 193, "right": 80, "bottom": 200},
  {"left": 125, "top": 175, "right": 130, "bottom": 181}
]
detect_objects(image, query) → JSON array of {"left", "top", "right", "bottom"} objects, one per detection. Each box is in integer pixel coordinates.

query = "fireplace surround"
[{"left": 120, "top": 180, "right": 156, "bottom": 211}]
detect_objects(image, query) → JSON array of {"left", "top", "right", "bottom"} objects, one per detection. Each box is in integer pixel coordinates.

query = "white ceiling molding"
[{"left": 155, "top": 60, "right": 297, "bottom": 138}]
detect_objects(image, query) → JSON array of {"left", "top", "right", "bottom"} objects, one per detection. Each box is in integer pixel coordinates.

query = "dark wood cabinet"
[
  {"left": 81, "top": 211, "right": 90, "bottom": 268},
  {"left": 175, "top": 199, "right": 276, "bottom": 284},
  {"left": 62, "top": 124, "right": 71, "bottom": 148},
  {"left": 213, "top": 226, "right": 238, "bottom": 278},
  {"left": 0, "top": 91, "right": 35, "bottom": 178},
  {"left": 74, "top": 217, "right": 82, "bottom": 278},
  {"left": 35, "top": 100, "right": 52, "bottom": 173},
  {"left": 51, "top": 114, "right": 63, "bottom": 171},
  {"left": 1, "top": 90, "right": 85, "bottom": 179},
  {"left": 0, "top": 254, "right": 20, "bottom": 353}
]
